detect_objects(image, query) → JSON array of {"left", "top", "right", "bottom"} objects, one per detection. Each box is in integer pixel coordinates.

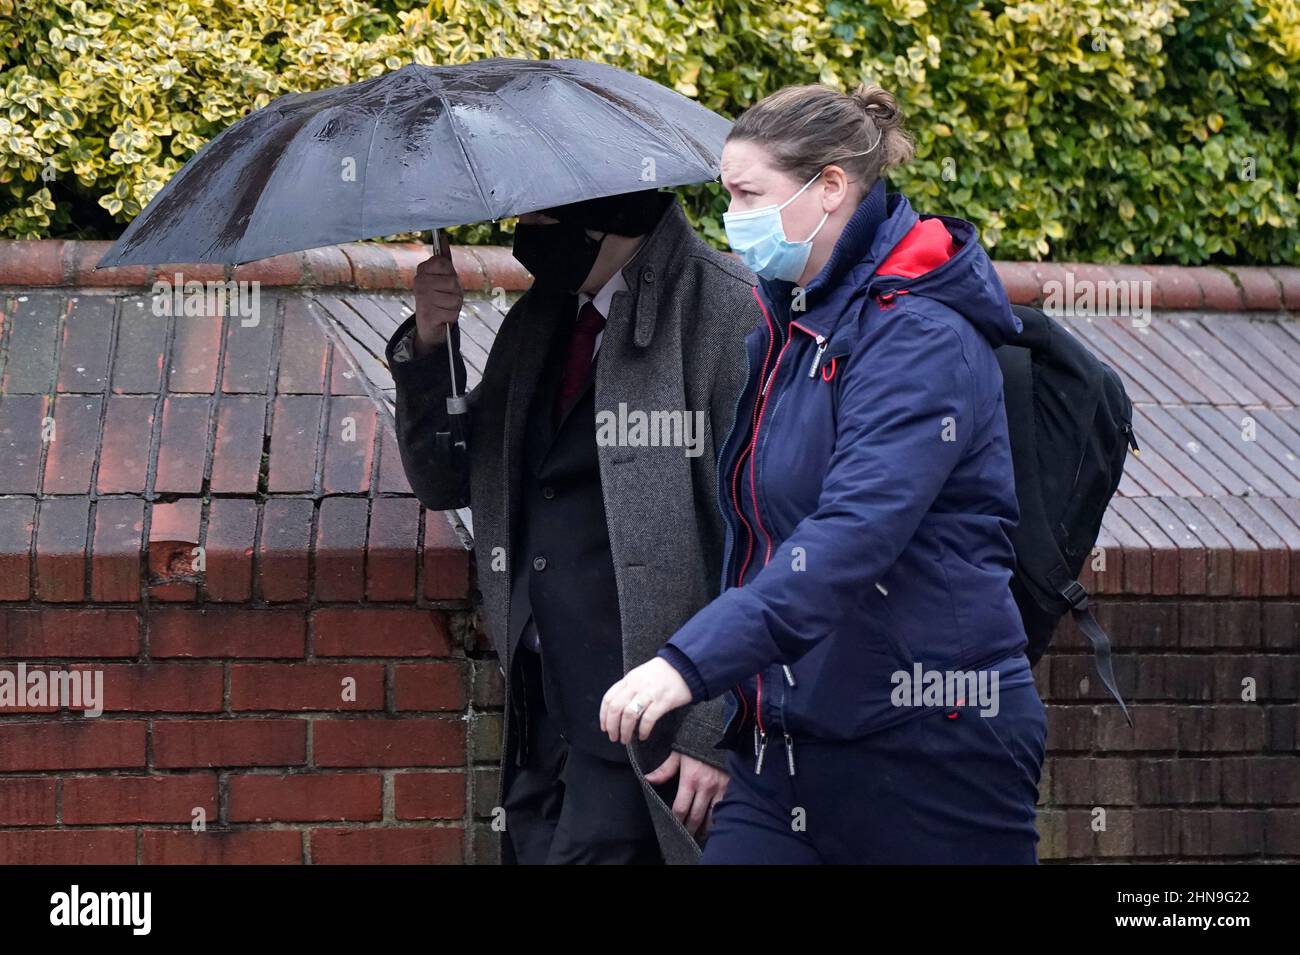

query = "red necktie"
[{"left": 553, "top": 300, "right": 606, "bottom": 425}]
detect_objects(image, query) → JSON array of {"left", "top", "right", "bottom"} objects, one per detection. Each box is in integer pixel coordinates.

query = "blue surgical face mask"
[
  {"left": 722, "top": 170, "right": 828, "bottom": 283},
  {"left": 721, "top": 131, "right": 884, "bottom": 283}
]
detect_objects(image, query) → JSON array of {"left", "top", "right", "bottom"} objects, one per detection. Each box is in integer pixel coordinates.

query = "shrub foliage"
[{"left": 1, "top": 0, "right": 1297, "bottom": 262}]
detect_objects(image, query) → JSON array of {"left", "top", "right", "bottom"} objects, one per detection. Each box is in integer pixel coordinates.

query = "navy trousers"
[{"left": 700, "top": 682, "right": 1047, "bottom": 864}]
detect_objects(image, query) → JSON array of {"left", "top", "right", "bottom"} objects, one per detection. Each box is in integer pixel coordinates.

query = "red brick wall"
[
  {"left": 1037, "top": 600, "right": 1299, "bottom": 861},
  {"left": 0, "top": 600, "right": 502, "bottom": 864},
  {"left": 0, "top": 283, "right": 490, "bottom": 864},
  {"left": 3, "top": 249, "right": 1298, "bottom": 864}
]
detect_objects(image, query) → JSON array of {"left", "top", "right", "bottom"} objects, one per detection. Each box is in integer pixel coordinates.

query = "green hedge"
[{"left": 2, "top": 0, "right": 1297, "bottom": 263}]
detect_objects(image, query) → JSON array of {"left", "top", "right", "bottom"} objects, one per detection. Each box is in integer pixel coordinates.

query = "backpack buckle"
[{"left": 1060, "top": 580, "right": 1089, "bottom": 610}]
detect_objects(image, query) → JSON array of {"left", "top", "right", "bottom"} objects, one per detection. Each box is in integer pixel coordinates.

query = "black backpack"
[{"left": 997, "top": 304, "right": 1137, "bottom": 726}]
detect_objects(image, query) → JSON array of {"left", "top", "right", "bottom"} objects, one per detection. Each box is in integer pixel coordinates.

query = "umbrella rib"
[
  {"left": 485, "top": 89, "right": 592, "bottom": 201},
  {"left": 357, "top": 81, "right": 403, "bottom": 239},
  {"left": 415, "top": 71, "right": 495, "bottom": 222},
  {"left": 551, "top": 72, "right": 713, "bottom": 173}
]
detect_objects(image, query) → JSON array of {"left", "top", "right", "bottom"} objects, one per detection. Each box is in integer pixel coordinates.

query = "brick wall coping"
[
  {"left": 0, "top": 285, "right": 472, "bottom": 609},
  {"left": 1, "top": 240, "right": 1298, "bottom": 311}
]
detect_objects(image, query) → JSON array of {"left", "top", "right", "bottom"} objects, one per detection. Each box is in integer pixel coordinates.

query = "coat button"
[
  {"left": 642, "top": 268, "right": 655, "bottom": 284},
  {"left": 542, "top": 486, "right": 555, "bottom": 500},
  {"left": 533, "top": 556, "right": 547, "bottom": 572}
]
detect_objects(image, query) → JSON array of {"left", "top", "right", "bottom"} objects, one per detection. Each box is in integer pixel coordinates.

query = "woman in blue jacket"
[{"left": 600, "top": 83, "right": 1047, "bottom": 864}]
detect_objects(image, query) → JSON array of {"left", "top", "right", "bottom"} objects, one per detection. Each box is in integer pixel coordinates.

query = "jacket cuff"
[
  {"left": 390, "top": 325, "right": 419, "bottom": 363},
  {"left": 385, "top": 317, "right": 463, "bottom": 393},
  {"left": 657, "top": 644, "right": 709, "bottom": 704}
]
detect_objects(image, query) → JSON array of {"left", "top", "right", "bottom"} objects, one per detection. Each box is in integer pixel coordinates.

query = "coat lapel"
[{"left": 498, "top": 287, "right": 570, "bottom": 664}]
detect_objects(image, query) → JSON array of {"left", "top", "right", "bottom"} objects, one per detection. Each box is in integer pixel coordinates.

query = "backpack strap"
[
  {"left": 999, "top": 339, "right": 1133, "bottom": 727},
  {"left": 1061, "top": 582, "right": 1134, "bottom": 728}
]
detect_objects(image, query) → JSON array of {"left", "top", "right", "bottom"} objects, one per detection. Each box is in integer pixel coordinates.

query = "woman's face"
[{"left": 720, "top": 138, "right": 827, "bottom": 243}]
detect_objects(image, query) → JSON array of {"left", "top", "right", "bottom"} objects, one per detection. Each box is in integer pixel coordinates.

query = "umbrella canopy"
[{"left": 98, "top": 58, "right": 731, "bottom": 268}]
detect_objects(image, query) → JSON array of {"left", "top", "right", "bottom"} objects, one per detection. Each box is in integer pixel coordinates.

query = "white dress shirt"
[{"left": 579, "top": 265, "right": 628, "bottom": 355}]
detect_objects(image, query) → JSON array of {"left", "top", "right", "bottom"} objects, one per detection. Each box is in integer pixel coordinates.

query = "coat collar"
[
  {"left": 757, "top": 180, "right": 919, "bottom": 342},
  {"left": 613, "top": 198, "right": 695, "bottom": 349}
]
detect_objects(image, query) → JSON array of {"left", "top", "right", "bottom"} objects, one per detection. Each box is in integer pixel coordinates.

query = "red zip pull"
[{"left": 876, "top": 288, "right": 911, "bottom": 311}]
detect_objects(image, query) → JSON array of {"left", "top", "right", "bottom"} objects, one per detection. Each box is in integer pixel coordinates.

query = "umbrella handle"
[
  {"left": 428, "top": 229, "right": 461, "bottom": 403},
  {"left": 427, "top": 228, "right": 468, "bottom": 460}
]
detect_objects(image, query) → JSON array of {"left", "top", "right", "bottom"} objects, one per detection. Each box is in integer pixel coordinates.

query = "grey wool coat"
[{"left": 384, "top": 199, "right": 758, "bottom": 864}]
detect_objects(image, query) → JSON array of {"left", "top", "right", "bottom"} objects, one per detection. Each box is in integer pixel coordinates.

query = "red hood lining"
[{"left": 875, "top": 217, "right": 958, "bottom": 279}]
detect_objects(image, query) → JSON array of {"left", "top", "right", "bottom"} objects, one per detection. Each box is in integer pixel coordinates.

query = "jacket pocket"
[
  {"left": 872, "top": 569, "right": 915, "bottom": 670},
  {"left": 967, "top": 684, "right": 1047, "bottom": 788}
]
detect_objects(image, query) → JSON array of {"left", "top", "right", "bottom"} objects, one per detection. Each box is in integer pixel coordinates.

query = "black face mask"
[{"left": 511, "top": 220, "right": 605, "bottom": 293}]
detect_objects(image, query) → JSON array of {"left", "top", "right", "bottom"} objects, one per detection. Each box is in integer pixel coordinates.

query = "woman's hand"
[{"left": 600, "top": 658, "right": 693, "bottom": 744}]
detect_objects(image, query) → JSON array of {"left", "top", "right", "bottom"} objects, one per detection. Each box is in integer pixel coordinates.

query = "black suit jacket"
[{"left": 510, "top": 303, "right": 628, "bottom": 761}]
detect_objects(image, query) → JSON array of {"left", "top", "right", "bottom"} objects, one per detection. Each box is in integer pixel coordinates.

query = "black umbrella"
[{"left": 97, "top": 57, "right": 731, "bottom": 268}]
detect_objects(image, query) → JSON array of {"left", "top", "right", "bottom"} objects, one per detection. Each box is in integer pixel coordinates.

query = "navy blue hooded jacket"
[{"left": 659, "top": 180, "right": 1032, "bottom": 744}]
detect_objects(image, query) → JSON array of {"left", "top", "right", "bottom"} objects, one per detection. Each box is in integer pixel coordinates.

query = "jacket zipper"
[
  {"left": 713, "top": 287, "right": 766, "bottom": 752},
  {"left": 749, "top": 334, "right": 793, "bottom": 569},
  {"left": 745, "top": 317, "right": 834, "bottom": 770},
  {"left": 735, "top": 290, "right": 787, "bottom": 763},
  {"left": 714, "top": 305, "right": 756, "bottom": 590},
  {"left": 731, "top": 290, "right": 779, "bottom": 590},
  {"left": 780, "top": 667, "right": 796, "bottom": 776},
  {"left": 751, "top": 316, "right": 833, "bottom": 568},
  {"left": 743, "top": 291, "right": 826, "bottom": 769},
  {"left": 742, "top": 292, "right": 791, "bottom": 578},
  {"left": 723, "top": 292, "right": 827, "bottom": 770},
  {"left": 807, "top": 335, "right": 828, "bottom": 377}
]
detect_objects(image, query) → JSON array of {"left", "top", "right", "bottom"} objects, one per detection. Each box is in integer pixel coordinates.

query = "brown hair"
[{"left": 728, "top": 83, "right": 914, "bottom": 194}]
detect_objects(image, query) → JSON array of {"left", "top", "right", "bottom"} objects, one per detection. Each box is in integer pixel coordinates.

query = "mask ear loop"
[
  {"left": 777, "top": 167, "right": 829, "bottom": 212},
  {"left": 786, "top": 122, "right": 887, "bottom": 241},
  {"left": 860, "top": 122, "right": 885, "bottom": 158}
]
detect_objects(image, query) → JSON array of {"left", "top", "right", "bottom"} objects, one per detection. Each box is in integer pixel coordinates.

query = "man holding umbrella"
[
  {"left": 94, "top": 56, "right": 756, "bottom": 863},
  {"left": 384, "top": 188, "right": 757, "bottom": 864}
]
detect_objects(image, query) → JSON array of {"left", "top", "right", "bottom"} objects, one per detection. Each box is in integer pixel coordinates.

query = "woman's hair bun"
[
  {"left": 852, "top": 84, "right": 901, "bottom": 127},
  {"left": 852, "top": 83, "right": 914, "bottom": 169}
]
